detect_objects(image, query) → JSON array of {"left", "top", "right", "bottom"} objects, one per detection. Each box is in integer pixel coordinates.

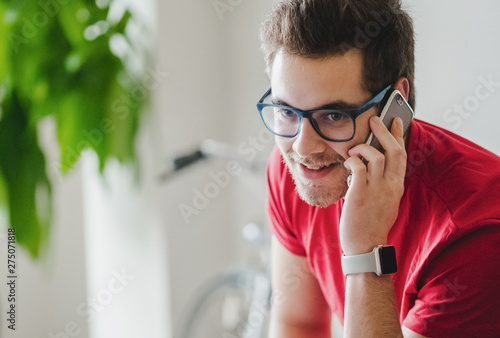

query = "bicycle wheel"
[{"left": 178, "top": 269, "right": 271, "bottom": 338}]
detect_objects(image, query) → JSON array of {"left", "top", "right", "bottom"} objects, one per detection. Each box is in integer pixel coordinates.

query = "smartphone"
[
  {"left": 346, "top": 90, "right": 414, "bottom": 187},
  {"left": 365, "top": 89, "right": 414, "bottom": 152}
]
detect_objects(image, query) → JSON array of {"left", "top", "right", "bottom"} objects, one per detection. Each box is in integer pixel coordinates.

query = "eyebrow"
[{"left": 271, "top": 97, "right": 362, "bottom": 111}]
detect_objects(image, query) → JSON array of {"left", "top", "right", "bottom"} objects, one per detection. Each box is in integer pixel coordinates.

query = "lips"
[{"left": 297, "top": 162, "right": 338, "bottom": 180}]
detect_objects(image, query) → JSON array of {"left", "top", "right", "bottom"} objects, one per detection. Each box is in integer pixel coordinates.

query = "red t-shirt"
[{"left": 266, "top": 119, "right": 500, "bottom": 337}]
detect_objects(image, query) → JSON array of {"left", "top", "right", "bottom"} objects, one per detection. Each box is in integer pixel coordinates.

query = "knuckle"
[
  {"left": 398, "top": 148, "right": 407, "bottom": 160},
  {"left": 393, "top": 146, "right": 407, "bottom": 158},
  {"left": 352, "top": 164, "right": 366, "bottom": 175},
  {"left": 370, "top": 153, "right": 385, "bottom": 167}
]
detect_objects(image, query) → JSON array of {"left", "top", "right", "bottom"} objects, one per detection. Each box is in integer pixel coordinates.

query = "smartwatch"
[{"left": 341, "top": 245, "right": 397, "bottom": 276}]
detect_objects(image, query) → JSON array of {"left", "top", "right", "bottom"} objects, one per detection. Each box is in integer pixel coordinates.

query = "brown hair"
[{"left": 260, "top": 0, "right": 416, "bottom": 109}]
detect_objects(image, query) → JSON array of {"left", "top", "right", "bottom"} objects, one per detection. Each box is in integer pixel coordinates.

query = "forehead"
[{"left": 270, "top": 50, "right": 369, "bottom": 110}]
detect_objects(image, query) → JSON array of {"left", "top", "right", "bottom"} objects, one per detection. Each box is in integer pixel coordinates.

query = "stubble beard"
[{"left": 282, "top": 151, "right": 349, "bottom": 208}]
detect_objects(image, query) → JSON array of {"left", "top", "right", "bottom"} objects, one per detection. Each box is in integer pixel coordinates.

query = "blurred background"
[{"left": 0, "top": 0, "right": 499, "bottom": 337}]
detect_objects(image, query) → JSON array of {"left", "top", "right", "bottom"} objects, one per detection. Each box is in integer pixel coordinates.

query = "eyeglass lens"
[{"left": 260, "top": 106, "right": 354, "bottom": 141}]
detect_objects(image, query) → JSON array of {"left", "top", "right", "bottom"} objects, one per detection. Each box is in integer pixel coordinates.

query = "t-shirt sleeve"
[
  {"left": 403, "top": 224, "right": 500, "bottom": 337},
  {"left": 266, "top": 146, "right": 307, "bottom": 256}
]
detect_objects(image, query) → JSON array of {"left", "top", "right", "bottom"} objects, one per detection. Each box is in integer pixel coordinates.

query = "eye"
[
  {"left": 327, "top": 112, "right": 344, "bottom": 122},
  {"left": 324, "top": 112, "right": 350, "bottom": 123},
  {"left": 278, "top": 108, "right": 298, "bottom": 119},
  {"left": 315, "top": 111, "right": 351, "bottom": 127}
]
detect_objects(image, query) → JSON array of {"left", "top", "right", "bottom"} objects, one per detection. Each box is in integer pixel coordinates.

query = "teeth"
[{"left": 304, "top": 164, "right": 330, "bottom": 170}]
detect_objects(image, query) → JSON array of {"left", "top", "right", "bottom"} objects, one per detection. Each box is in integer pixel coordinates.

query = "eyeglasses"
[{"left": 256, "top": 85, "right": 392, "bottom": 142}]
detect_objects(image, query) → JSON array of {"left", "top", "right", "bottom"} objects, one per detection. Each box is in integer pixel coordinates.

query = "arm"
[
  {"left": 341, "top": 116, "right": 428, "bottom": 338},
  {"left": 268, "top": 236, "right": 332, "bottom": 337},
  {"left": 345, "top": 274, "right": 426, "bottom": 338},
  {"left": 344, "top": 274, "right": 401, "bottom": 337}
]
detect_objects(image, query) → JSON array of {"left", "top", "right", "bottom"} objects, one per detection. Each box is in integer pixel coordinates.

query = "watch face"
[{"left": 379, "top": 246, "right": 397, "bottom": 274}]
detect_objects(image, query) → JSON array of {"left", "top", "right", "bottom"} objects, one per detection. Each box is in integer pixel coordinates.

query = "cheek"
[
  {"left": 330, "top": 143, "right": 352, "bottom": 160},
  {"left": 275, "top": 136, "right": 294, "bottom": 153},
  {"left": 342, "top": 113, "right": 377, "bottom": 154},
  {"left": 277, "top": 135, "right": 353, "bottom": 160},
  {"left": 355, "top": 122, "right": 372, "bottom": 141},
  {"left": 338, "top": 135, "right": 368, "bottom": 159},
  {"left": 354, "top": 110, "right": 378, "bottom": 141}
]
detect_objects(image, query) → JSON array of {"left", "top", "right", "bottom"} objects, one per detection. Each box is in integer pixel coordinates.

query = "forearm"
[{"left": 344, "top": 273, "right": 402, "bottom": 338}]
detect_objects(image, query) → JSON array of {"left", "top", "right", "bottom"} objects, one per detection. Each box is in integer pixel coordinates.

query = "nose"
[{"left": 292, "top": 118, "right": 328, "bottom": 158}]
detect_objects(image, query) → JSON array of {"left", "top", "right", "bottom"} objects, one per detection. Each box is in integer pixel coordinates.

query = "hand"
[{"left": 339, "top": 116, "right": 407, "bottom": 255}]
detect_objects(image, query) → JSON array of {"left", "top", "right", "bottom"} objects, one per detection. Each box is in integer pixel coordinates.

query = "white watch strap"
[{"left": 341, "top": 247, "right": 378, "bottom": 275}]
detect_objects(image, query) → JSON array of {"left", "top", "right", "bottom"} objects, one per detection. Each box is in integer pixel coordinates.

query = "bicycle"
[
  {"left": 177, "top": 222, "right": 271, "bottom": 338},
  {"left": 161, "top": 140, "right": 272, "bottom": 338}
]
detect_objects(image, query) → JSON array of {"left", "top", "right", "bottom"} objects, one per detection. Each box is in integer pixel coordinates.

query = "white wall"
[
  {"left": 80, "top": 0, "right": 172, "bottom": 336},
  {"left": 409, "top": 0, "right": 500, "bottom": 154},
  {"left": 154, "top": 0, "right": 276, "bottom": 335},
  {"left": 82, "top": 147, "right": 171, "bottom": 338},
  {"left": 0, "top": 119, "right": 89, "bottom": 338}
]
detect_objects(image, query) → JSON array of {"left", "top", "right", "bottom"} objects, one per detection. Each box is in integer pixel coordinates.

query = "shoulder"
[
  {"left": 404, "top": 119, "right": 500, "bottom": 229},
  {"left": 407, "top": 119, "right": 500, "bottom": 180},
  {"left": 395, "top": 120, "right": 500, "bottom": 292}
]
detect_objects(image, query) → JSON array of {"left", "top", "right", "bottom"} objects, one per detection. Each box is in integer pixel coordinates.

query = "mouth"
[{"left": 297, "top": 162, "right": 338, "bottom": 180}]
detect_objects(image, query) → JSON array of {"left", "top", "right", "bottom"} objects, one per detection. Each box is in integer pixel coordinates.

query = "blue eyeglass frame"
[{"left": 256, "top": 84, "right": 392, "bottom": 142}]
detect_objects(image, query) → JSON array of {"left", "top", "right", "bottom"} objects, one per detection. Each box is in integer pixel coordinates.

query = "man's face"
[{"left": 270, "top": 50, "right": 378, "bottom": 207}]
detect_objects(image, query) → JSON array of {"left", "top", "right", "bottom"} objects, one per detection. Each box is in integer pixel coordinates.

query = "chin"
[
  {"left": 294, "top": 180, "right": 347, "bottom": 207},
  {"left": 288, "top": 165, "right": 349, "bottom": 207},
  {"left": 280, "top": 148, "right": 350, "bottom": 207}
]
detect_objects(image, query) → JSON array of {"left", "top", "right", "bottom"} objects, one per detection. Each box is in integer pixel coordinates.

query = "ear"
[{"left": 392, "top": 77, "right": 410, "bottom": 102}]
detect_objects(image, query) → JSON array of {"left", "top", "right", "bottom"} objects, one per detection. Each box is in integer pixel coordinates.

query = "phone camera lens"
[{"left": 396, "top": 95, "right": 404, "bottom": 106}]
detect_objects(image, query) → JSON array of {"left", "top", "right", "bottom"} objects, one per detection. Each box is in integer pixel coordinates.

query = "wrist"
[
  {"left": 342, "top": 238, "right": 388, "bottom": 256},
  {"left": 342, "top": 245, "right": 397, "bottom": 276}
]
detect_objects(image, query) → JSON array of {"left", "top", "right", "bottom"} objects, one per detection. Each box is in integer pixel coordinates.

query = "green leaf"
[
  {"left": 57, "top": 1, "right": 87, "bottom": 47},
  {"left": 0, "top": 0, "right": 148, "bottom": 257},
  {"left": 0, "top": 3, "right": 8, "bottom": 81},
  {"left": 0, "top": 91, "right": 51, "bottom": 257},
  {"left": 0, "top": 168, "right": 6, "bottom": 212}
]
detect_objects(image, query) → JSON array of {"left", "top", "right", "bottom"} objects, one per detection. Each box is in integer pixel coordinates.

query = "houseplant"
[{"left": 0, "top": 0, "right": 149, "bottom": 257}]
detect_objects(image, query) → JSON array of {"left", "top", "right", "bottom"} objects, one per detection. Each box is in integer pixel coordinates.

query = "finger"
[
  {"left": 370, "top": 116, "right": 406, "bottom": 178},
  {"left": 344, "top": 156, "right": 368, "bottom": 189},
  {"left": 386, "top": 117, "right": 407, "bottom": 178},
  {"left": 390, "top": 117, "right": 406, "bottom": 149},
  {"left": 370, "top": 116, "right": 402, "bottom": 153},
  {"left": 348, "top": 143, "right": 385, "bottom": 179}
]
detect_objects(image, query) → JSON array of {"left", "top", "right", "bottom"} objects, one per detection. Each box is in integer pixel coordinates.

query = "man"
[{"left": 256, "top": 0, "right": 500, "bottom": 337}]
